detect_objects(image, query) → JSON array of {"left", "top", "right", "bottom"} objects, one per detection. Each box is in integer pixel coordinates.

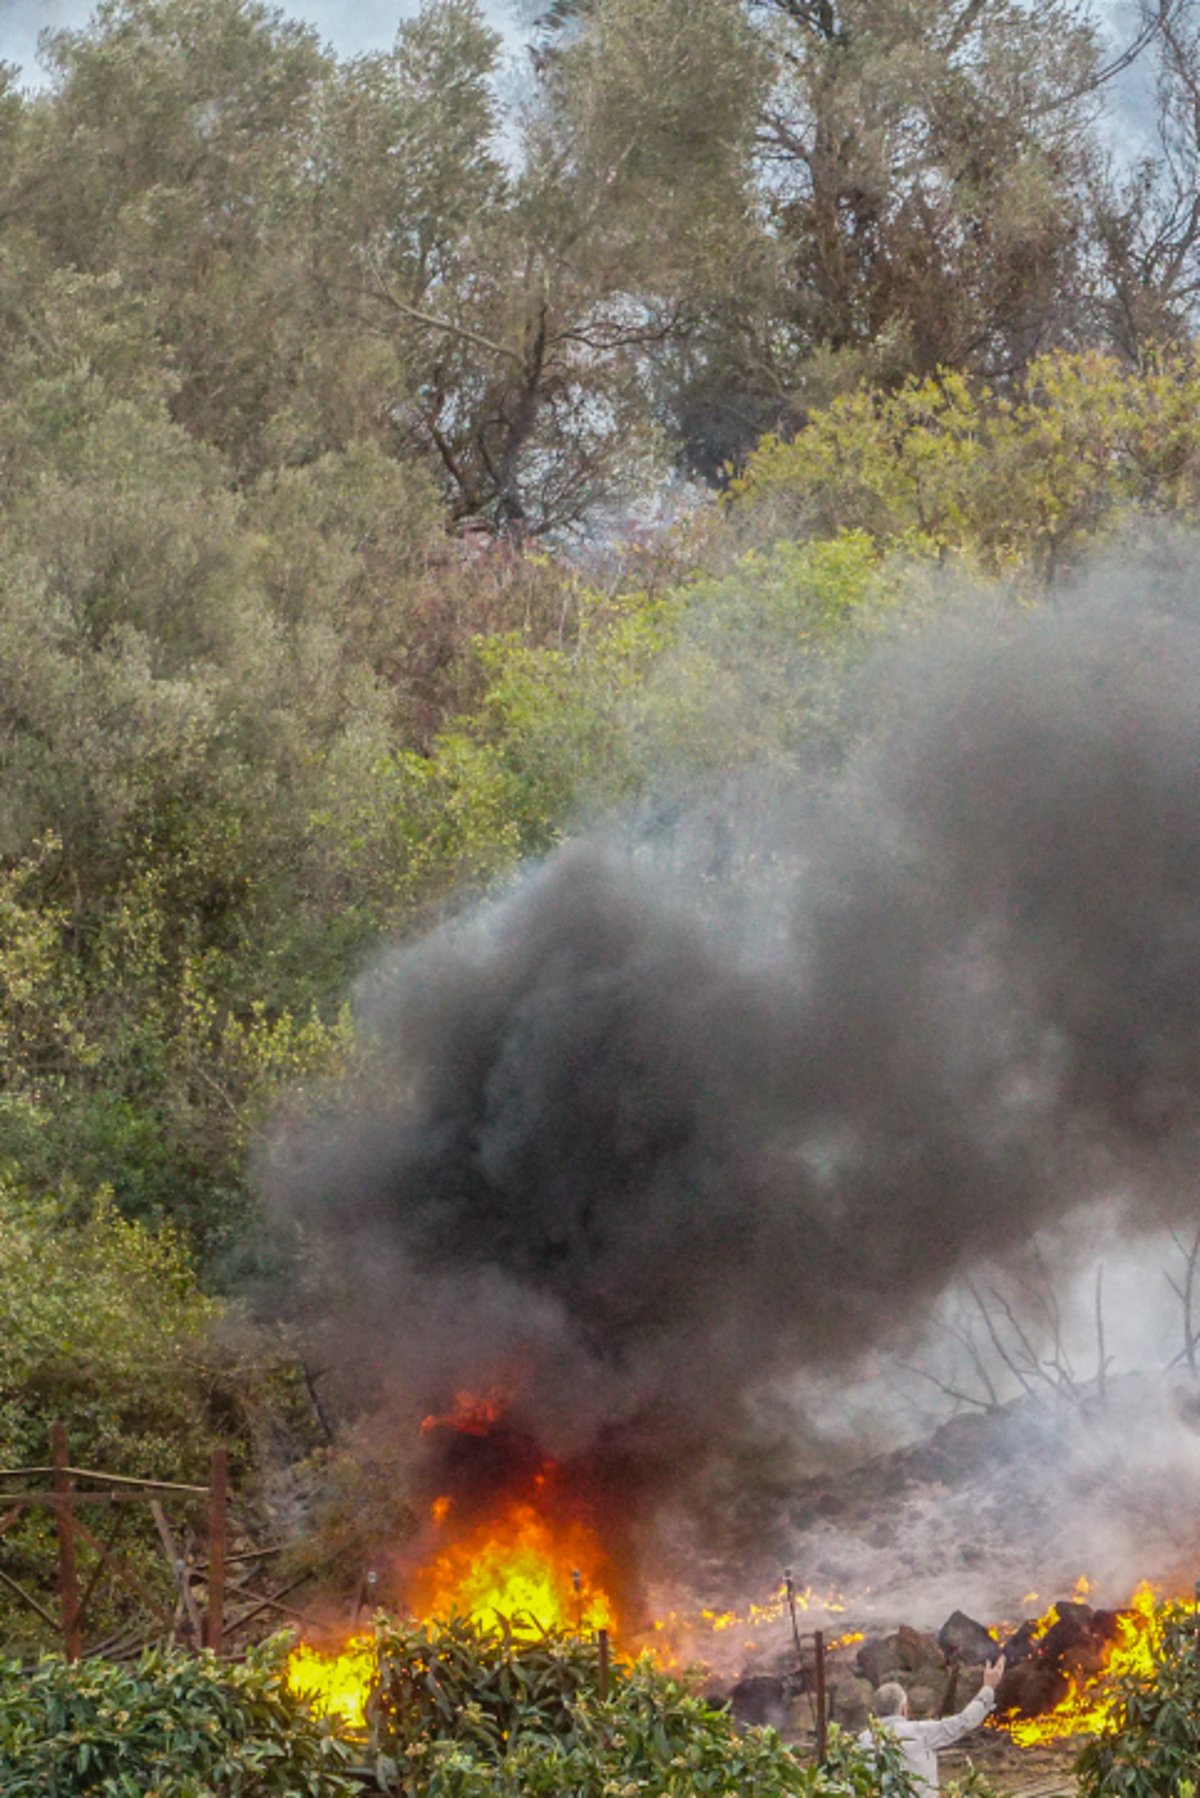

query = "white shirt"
[{"left": 857, "top": 1686, "right": 996, "bottom": 1794}]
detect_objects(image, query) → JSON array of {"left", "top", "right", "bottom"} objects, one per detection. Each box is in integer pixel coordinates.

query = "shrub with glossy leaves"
[
  {"left": 364, "top": 1614, "right": 911, "bottom": 1798},
  {"left": 0, "top": 1636, "right": 357, "bottom": 1798}
]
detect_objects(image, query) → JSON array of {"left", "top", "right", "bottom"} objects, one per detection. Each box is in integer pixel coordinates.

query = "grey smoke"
[{"left": 268, "top": 570, "right": 1200, "bottom": 1554}]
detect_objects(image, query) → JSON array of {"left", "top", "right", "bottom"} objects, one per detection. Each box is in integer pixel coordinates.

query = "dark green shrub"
[
  {"left": 0, "top": 1635, "right": 357, "bottom": 1797},
  {"left": 364, "top": 1614, "right": 906, "bottom": 1798}
]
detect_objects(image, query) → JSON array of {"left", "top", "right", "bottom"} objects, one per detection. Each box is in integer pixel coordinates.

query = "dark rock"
[
  {"left": 995, "top": 1661, "right": 1069, "bottom": 1719},
  {"left": 938, "top": 1610, "right": 998, "bottom": 1666},
  {"left": 857, "top": 1626, "right": 944, "bottom": 1685},
  {"left": 730, "top": 1676, "right": 786, "bottom": 1728},
  {"left": 951, "top": 1665, "right": 985, "bottom": 1705},
  {"left": 906, "top": 1670, "right": 951, "bottom": 1718},
  {"left": 899, "top": 1625, "right": 946, "bottom": 1673},
  {"left": 825, "top": 1668, "right": 874, "bottom": 1733},
  {"left": 1061, "top": 1641, "right": 1108, "bottom": 1679},
  {"left": 1000, "top": 1619, "right": 1040, "bottom": 1667},
  {"left": 857, "top": 1636, "right": 904, "bottom": 1685}
]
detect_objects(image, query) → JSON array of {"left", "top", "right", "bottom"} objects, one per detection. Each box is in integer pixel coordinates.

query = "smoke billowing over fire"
[{"left": 267, "top": 573, "right": 1200, "bottom": 1616}]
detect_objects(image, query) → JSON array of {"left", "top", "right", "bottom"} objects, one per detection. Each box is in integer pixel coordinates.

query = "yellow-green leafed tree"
[{"left": 732, "top": 350, "right": 1200, "bottom": 578}]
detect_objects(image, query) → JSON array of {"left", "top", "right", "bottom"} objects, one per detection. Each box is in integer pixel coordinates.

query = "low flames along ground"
[{"left": 284, "top": 1395, "right": 1170, "bottom": 1744}]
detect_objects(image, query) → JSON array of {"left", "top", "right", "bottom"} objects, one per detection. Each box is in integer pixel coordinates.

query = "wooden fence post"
[
  {"left": 51, "top": 1422, "right": 81, "bottom": 1661},
  {"left": 204, "top": 1445, "right": 227, "bottom": 1654},
  {"left": 814, "top": 1628, "right": 828, "bottom": 1764}
]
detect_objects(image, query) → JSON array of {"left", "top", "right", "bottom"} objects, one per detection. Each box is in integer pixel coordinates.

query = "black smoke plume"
[{"left": 267, "top": 580, "right": 1200, "bottom": 1591}]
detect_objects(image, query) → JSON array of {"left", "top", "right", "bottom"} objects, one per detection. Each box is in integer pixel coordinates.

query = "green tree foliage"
[
  {"left": 443, "top": 532, "right": 900, "bottom": 856},
  {"left": 5, "top": 0, "right": 1200, "bottom": 1668},
  {"left": 319, "top": 0, "right": 767, "bottom": 531},
  {"left": 553, "top": 0, "right": 1113, "bottom": 473},
  {"left": 731, "top": 349, "right": 1200, "bottom": 576},
  {"left": 1076, "top": 1603, "right": 1200, "bottom": 1798},
  {"left": 0, "top": 1637, "right": 356, "bottom": 1797}
]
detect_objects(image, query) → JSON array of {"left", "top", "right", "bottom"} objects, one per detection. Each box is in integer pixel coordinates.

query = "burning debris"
[
  {"left": 823, "top": 1581, "right": 1163, "bottom": 1746},
  {"left": 282, "top": 1574, "right": 1169, "bottom": 1752},
  {"left": 266, "top": 583, "right": 1200, "bottom": 1677}
]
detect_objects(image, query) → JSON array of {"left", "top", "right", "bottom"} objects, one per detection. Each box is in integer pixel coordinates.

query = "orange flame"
[
  {"left": 410, "top": 1497, "right": 616, "bottom": 1633},
  {"left": 1003, "top": 1581, "right": 1162, "bottom": 1746}
]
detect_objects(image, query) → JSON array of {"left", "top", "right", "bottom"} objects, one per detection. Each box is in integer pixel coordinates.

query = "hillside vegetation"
[{"left": 6, "top": 0, "right": 1200, "bottom": 1648}]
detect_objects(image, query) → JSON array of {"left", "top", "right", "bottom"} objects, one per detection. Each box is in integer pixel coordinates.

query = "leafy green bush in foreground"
[
  {"left": 0, "top": 1636, "right": 356, "bottom": 1798},
  {"left": 0, "top": 1617, "right": 921, "bottom": 1798},
  {"left": 1077, "top": 1603, "right": 1200, "bottom": 1798},
  {"left": 363, "top": 1614, "right": 905, "bottom": 1798}
]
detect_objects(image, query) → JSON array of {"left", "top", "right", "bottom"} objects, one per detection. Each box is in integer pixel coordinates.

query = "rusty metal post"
[
  {"left": 51, "top": 1422, "right": 81, "bottom": 1661},
  {"left": 597, "top": 1626, "right": 610, "bottom": 1701},
  {"left": 814, "top": 1628, "right": 827, "bottom": 1764},
  {"left": 204, "top": 1445, "right": 227, "bottom": 1653}
]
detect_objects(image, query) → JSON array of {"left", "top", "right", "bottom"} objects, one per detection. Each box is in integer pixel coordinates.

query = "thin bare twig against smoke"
[{"left": 266, "top": 579, "right": 1200, "bottom": 1561}]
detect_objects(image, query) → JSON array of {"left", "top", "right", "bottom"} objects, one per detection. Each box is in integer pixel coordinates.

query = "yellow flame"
[
  {"left": 1006, "top": 1582, "right": 1162, "bottom": 1747},
  {"left": 408, "top": 1501, "right": 615, "bottom": 1634},
  {"left": 286, "top": 1635, "right": 375, "bottom": 1730}
]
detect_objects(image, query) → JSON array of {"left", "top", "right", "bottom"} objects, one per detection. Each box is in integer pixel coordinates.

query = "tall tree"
[
  {"left": 1087, "top": 0, "right": 1200, "bottom": 359},
  {"left": 314, "top": 0, "right": 768, "bottom": 532},
  {"left": 752, "top": 0, "right": 1103, "bottom": 380}
]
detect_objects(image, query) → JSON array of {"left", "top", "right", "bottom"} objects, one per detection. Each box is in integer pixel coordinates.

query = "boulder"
[
  {"left": 905, "top": 1669, "right": 951, "bottom": 1718},
  {"left": 938, "top": 1610, "right": 998, "bottom": 1666},
  {"left": 826, "top": 1668, "right": 875, "bottom": 1732},
  {"left": 857, "top": 1626, "right": 944, "bottom": 1685},
  {"left": 999, "top": 1618, "right": 1039, "bottom": 1667},
  {"left": 1040, "top": 1603, "right": 1094, "bottom": 1662},
  {"left": 995, "top": 1660, "right": 1068, "bottom": 1719},
  {"left": 953, "top": 1665, "right": 985, "bottom": 1704},
  {"left": 729, "top": 1675, "right": 786, "bottom": 1729},
  {"left": 1061, "top": 1641, "right": 1108, "bottom": 1679},
  {"left": 899, "top": 1626, "right": 947, "bottom": 1674},
  {"left": 787, "top": 1691, "right": 819, "bottom": 1736}
]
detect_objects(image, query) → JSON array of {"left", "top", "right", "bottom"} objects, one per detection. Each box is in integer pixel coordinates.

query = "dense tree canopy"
[{"left": 5, "top": 0, "right": 1200, "bottom": 1654}]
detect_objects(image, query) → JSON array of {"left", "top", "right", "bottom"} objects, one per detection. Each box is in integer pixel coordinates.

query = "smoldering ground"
[{"left": 265, "top": 554, "right": 1200, "bottom": 1590}]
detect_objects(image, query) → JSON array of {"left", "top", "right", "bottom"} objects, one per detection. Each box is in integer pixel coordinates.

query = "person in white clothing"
[{"left": 857, "top": 1655, "right": 1005, "bottom": 1794}]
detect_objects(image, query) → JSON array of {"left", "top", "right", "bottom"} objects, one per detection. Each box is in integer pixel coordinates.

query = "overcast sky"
[{"left": 0, "top": 0, "right": 522, "bottom": 85}]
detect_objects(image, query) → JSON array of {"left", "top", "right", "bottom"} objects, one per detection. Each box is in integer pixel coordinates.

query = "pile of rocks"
[
  {"left": 729, "top": 1609, "right": 996, "bottom": 1733},
  {"left": 825, "top": 1612, "right": 996, "bottom": 1731},
  {"left": 728, "top": 1592, "right": 1127, "bottom": 1736}
]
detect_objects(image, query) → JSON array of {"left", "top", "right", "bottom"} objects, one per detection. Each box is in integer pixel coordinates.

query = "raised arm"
[{"left": 910, "top": 1656, "right": 1004, "bottom": 1751}]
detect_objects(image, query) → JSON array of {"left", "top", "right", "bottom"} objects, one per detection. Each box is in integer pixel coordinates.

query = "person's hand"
[{"left": 981, "top": 1656, "right": 1005, "bottom": 1690}]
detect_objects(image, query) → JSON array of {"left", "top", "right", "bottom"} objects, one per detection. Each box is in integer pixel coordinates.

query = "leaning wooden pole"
[
  {"left": 204, "top": 1445, "right": 228, "bottom": 1654},
  {"left": 50, "top": 1422, "right": 81, "bottom": 1661}
]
